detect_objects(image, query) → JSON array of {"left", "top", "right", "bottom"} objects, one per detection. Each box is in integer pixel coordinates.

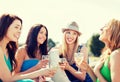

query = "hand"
[
  {"left": 39, "top": 76, "right": 46, "bottom": 82},
  {"left": 59, "top": 61, "right": 70, "bottom": 70},
  {"left": 36, "top": 60, "right": 49, "bottom": 69},
  {"left": 41, "top": 68, "right": 57, "bottom": 77},
  {"left": 94, "top": 58, "right": 104, "bottom": 74},
  {"left": 78, "top": 60, "right": 88, "bottom": 71}
]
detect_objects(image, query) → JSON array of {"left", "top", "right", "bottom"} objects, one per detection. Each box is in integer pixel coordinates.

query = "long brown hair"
[{"left": 0, "top": 13, "right": 22, "bottom": 71}]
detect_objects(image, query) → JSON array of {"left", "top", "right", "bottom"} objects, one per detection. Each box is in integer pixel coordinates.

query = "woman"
[
  {"left": 13, "top": 24, "right": 52, "bottom": 81},
  {"left": 0, "top": 13, "right": 56, "bottom": 82},
  {"left": 80, "top": 19, "right": 120, "bottom": 82},
  {"left": 53, "top": 21, "right": 91, "bottom": 82}
]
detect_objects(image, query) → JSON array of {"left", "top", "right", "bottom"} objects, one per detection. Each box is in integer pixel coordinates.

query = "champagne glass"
[
  {"left": 59, "top": 57, "right": 67, "bottom": 65},
  {"left": 49, "top": 49, "right": 60, "bottom": 70},
  {"left": 42, "top": 55, "right": 52, "bottom": 81},
  {"left": 42, "top": 55, "right": 49, "bottom": 69},
  {"left": 74, "top": 52, "right": 84, "bottom": 73}
]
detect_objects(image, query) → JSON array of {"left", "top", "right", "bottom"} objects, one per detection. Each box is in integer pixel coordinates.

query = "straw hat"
[{"left": 62, "top": 21, "right": 81, "bottom": 36}]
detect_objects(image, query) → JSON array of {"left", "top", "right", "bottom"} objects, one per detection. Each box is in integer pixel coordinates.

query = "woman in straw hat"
[{"left": 52, "top": 21, "right": 92, "bottom": 82}]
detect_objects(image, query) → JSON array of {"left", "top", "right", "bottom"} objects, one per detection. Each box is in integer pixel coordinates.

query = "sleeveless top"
[
  {"left": 96, "top": 57, "right": 111, "bottom": 82},
  {"left": 16, "top": 59, "right": 39, "bottom": 82},
  {"left": 20, "top": 59, "right": 39, "bottom": 72},
  {"left": 0, "top": 56, "right": 36, "bottom": 82},
  {"left": 64, "top": 45, "right": 92, "bottom": 82},
  {"left": 0, "top": 55, "right": 12, "bottom": 82}
]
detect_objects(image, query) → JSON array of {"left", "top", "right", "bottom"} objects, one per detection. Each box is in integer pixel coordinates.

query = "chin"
[
  {"left": 67, "top": 42, "right": 73, "bottom": 45},
  {"left": 12, "top": 39, "right": 18, "bottom": 42}
]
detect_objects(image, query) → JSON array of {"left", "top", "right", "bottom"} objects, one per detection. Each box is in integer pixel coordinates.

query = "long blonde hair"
[{"left": 61, "top": 31, "right": 79, "bottom": 57}]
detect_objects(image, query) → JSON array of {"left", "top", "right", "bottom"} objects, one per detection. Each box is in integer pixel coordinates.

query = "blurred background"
[{"left": 0, "top": 0, "right": 120, "bottom": 62}]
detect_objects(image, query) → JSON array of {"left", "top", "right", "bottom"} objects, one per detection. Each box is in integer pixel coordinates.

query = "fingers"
[
  {"left": 79, "top": 60, "right": 88, "bottom": 71},
  {"left": 39, "top": 60, "right": 49, "bottom": 68},
  {"left": 39, "top": 76, "right": 46, "bottom": 82},
  {"left": 43, "top": 68, "right": 56, "bottom": 77}
]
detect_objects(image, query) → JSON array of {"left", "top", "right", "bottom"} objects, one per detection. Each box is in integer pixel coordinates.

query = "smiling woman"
[
  {"left": 0, "top": 0, "right": 120, "bottom": 45},
  {"left": 0, "top": 13, "right": 56, "bottom": 82}
]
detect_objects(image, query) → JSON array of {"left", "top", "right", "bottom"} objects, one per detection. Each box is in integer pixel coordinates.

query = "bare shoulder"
[
  {"left": 15, "top": 45, "right": 27, "bottom": 58},
  {"left": 110, "top": 49, "right": 120, "bottom": 64},
  {"left": 111, "top": 49, "right": 120, "bottom": 59}
]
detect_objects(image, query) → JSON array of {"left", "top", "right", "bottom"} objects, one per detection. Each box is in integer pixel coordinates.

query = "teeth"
[
  {"left": 68, "top": 38, "right": 73, "bottom": 41},
  {"left": 16, "top": 35, "right": 19, "bottom": 38},
  {"left": 15, "top": 35, "right": 19, "bottom": 39}
]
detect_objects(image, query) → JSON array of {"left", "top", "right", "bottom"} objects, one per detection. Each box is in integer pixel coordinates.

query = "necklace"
[{"left": 66, "top": 53, "right": 75, "bottom": 65}]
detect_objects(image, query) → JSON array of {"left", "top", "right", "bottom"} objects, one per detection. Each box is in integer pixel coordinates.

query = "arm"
[
  {"left": 0, "top": 47, "right": 56, "bottom": 81},
  {"left": 0, "top": 49, "right": 14, "bottom": 81},
  {"left": 13, "top": 47, "right": 25, "bottom": 74},
  {"left": 87, "top": 65, "right": 97, "bottom": 82},
  {"left": 110, "top": 50, "right": 120, "bottom": 82},
  {"left": 80, "top": 45, "right": 88, "bottom": 62},
  {"left": 94, "top": 58, "right": 107, "bottom": 82},
  {"left": 65, "top": 45, "right": 88, "bottom": 81},
  {"left": 13, "top": 47, "right": 48, "bottom": 74},
  {"left": 81, "top": 45, "right": 97, "bottom": 81},
  {"left": 79, "top": 60, "right": 97, "bottom": 82},
  {"left": 66, "top": 63, "right": 86, "bottom": 81}
]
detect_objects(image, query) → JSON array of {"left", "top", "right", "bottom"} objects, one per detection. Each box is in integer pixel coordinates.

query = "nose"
[
  {"left": 43, "top": 34, "right": 46, "bottom": 39},
  {"left": 100, "top": 26, "right": 104, "bottom": 31},
  {"left": 18, "top": 29, "right": 21, "bottom": 35}
]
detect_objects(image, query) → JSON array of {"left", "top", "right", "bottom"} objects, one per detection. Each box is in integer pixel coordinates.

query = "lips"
[
  {"left": 14, "top": 34, "right": 20, "bottom": 39},
  {"left": 67, "top": 38, "right": 73, "bottom": 42},
  {"left": 38, "top": 37, "right": 45, "bottom": 43}
]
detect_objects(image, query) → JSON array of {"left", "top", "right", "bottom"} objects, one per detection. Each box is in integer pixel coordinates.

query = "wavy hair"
[
  {"left": 0, "top": 13, "right": 22, "bottom": 71},
  {"left": 107, "top": 19, "right": 120, "bottom": 51},
  {"left": 25, "top": 24, "right": 48, "bottom": 58}
]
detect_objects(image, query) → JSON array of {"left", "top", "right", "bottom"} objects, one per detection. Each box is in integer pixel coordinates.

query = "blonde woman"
[{"left": 53, "top": 21, "right": 92, "bottom": 82}]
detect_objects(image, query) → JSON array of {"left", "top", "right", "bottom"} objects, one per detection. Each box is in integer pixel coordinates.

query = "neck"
[
  {"left": 0, "top": 38, "right": 9, "bottom": 54},
  {"left": 68, "top": 44, "right": 75, "bottom": 50}
]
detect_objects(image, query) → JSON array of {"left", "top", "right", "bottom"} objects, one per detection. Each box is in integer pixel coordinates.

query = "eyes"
[
  {"left": 39, "top": 30, "right": 47, "bottom": 36},
  {"left": 14, "top": 25, "right": 22, "bottom": 30},
  {"left": 101, "top": 24, "right": 108, "bottom": 31},
  {"left": 66, "top": 31, "right": 78, "bottom": 36}
]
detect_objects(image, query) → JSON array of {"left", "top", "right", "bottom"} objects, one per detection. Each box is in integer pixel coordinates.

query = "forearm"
[
  {"left": 67, "top": 66, "right": 86, "bottom": 81},
  {"left": 11, "top": 69, "right": 45, "bottom": 81},
  {"left": 20, "top": 65, "right": 41, "bottom": 74},
  {"left": 94, "top": 69, "right": 107, "bottom": 82},
  {"left": 87, "top": 66, "right": 97, "bottom": 82}
]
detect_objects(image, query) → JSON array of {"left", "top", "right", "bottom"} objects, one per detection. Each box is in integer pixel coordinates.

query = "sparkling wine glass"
[
  {"left": 42, "top": 55, "right": 49, "bottom": 69},
  {"left": 74, "top": 52, "right": 84, "bottom": 73},
  {"left": 42, "top": 55, "right": 53, "bottom": 81},
  {"left": 59, "top": 57, "right": 67, "bottom": 65}
]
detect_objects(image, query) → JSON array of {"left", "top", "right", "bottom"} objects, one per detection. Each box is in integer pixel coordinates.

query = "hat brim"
[{"left": 62, "top": 28, "right": 81, "bottom": 36}]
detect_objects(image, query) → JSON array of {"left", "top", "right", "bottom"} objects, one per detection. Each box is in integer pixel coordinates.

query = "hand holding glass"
[
  {"left": 59, "top": 58, "right": 66, "bottom": 65},
  {"left": 42, "top": 55, "right": 54, "bottom": 81},
  {"left": 74, "top": 52, "right": 84, "bottom": 73},
  {"left": 42, "top": 55, "right": 49, "bottom": 69}
]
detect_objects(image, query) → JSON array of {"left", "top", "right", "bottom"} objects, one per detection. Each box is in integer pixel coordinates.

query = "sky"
[{"left": 0, "top": 0, "right": 120, "bottom": 44}]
